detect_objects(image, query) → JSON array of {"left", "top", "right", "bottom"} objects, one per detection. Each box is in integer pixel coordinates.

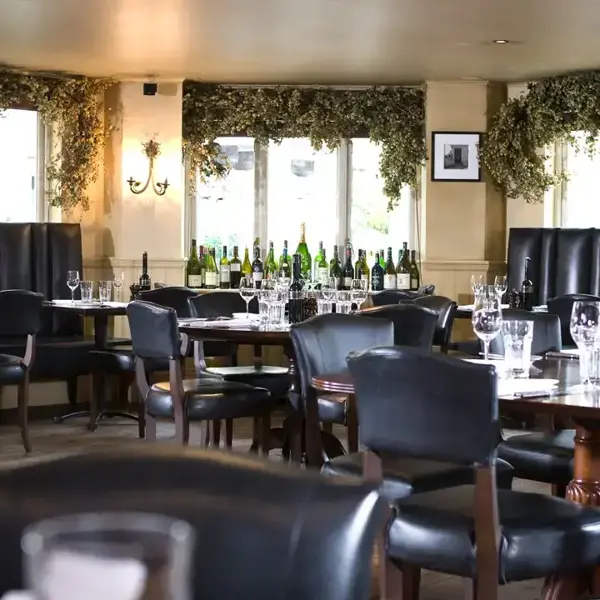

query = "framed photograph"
[{"left": 431, "top": 131, "right": 482, "bottom": 182}]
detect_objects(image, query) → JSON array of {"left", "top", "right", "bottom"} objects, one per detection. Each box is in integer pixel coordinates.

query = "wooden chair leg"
[
  {"left": 118, "top": 373, "right": 133, "bottom": 407},
  {"left": 132, "top": 385, "right": 145, "bottom": 438},
  {"left": 250, "top": 417, "right": 260, "bottom": 454},
  {"left": 17, "top": 377, "right": 31, "bottom": 453},
  {"left": 541, "top": 572, "right": 589, "bottom": 600},
  {"left": 379, "top": 553, "right": 404, "bottom": 600},
  {"left": 204, "top": 421, "right": 211, "bottom": 447},
  {"left": 145, "top": 412, "right": 157, "bottom": 441},
  {"left": 225, "top": 419, "right": 233, "bottom": 449},
  {"left": 211, "top": 420, "right": 221, "bottom": 448},
  {"left": 260, "top": 412, "right": 271, "bottom": 456},
  {"left": 401, "top": 565, "right": 421, "bottom": 600}
]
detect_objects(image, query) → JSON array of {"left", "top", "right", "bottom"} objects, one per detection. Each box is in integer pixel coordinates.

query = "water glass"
[
  {"left": 494, "top": 275, "right": 508, "bottom": 300},
  {"left": 472, "top": 285, "right": 502, "bottom": 360},
  {"left": 80, "top": 281, "right": 93, "bottom": 303},
  {"left": 238, "top": 276, "right": 256, "bottom": 317},
  {"left": 22, "top": 512, "right": 195, "bottom": 600},
  {"left": 350, "top": 279, "right": 368, "bottom": 309},
  {"left": 258, "top": 279, "right": 275, "bottom": 324},
  {"left": 336, "top": 290, "right": 353, "bottom": 314},
  {"left": 318, "top": 277, "right": 336, "bottom": 314},
  {"left": 570, "top": 300, "right": 600, "bottom": 385},
  {"left": 98, "top": 281, "right": 112, "bottom": 304},
  {"left": 66, "top": 270, "right": 80, "bottom": 303},
  {"left": 502, "top": 320, "right": 533, "bottom": 378}
]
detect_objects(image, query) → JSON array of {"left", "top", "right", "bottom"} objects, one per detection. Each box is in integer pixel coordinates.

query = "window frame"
[{"left": 184, "top": 137, "right": 417, "bottom": 257}]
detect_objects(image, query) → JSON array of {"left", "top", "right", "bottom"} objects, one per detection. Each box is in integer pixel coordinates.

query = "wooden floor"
[{"left": 0, "top": 416, "right": 547, "bottom": 600}]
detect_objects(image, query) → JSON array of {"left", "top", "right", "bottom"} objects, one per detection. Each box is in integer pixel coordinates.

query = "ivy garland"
[
  {"left": 479, "top": 71, "right": 600, "bottom": 204},
  {"left": 0, "top": 71, "right": 112, "bottom": 211},
  {"left": 182, "top": 83, "right": 426, "bottom": 210}
]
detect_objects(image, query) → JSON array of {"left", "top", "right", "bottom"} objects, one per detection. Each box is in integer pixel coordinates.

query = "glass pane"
[
  {"left": 0, "top": 109, "right": 38, "bottom": 222},
  {"left": 266, "top": 138, "right": 339, "bottom": 254},
  {"left": 562, "top": 132, "right": 600, "bottom": 227},
  {"left": 195, "top": 136, "right": 255, "bottom": 249},
  {"left": 350, "top": 139, "right": 412, "bottom": 255}
]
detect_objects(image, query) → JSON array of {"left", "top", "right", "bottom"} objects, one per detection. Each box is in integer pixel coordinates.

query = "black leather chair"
[
  {"left": 347, "top": 346, "right": 600, "bottom": 600},
  {"left": 127, "top": 301, "right": 277, "bottom": 449},
  {"left": 547, "top": 293, "right": 600, "bottom": 348},
  {"left": 0, "top": 290, "right": 44, "bottom": 452},
  {"left": 358, "top": 304, "right": 437, "bottom": 350},
  {"left": 371, "top": 290, "right": 423, "bottom": 306},
  {"left": 0, "top": 447, "right": 387, "bottom": 600},
  {"left": 289, "top": 313, "right": 394, "bottom": 459},
  {"left": 413, "top": 295, "right": 457, "bottom": 353}
]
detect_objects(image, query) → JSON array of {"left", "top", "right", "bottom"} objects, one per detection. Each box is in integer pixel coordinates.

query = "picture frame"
[{"left": 431, "top": 131, "right": 483, "bottom": 182}]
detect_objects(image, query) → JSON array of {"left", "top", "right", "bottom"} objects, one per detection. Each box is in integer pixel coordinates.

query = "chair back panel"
[
  {"left": 127, "top": 301, "right": 181, "bottom": 360},
  {"left": 138, "top": 287, "right": 199, "bottom": 318},
  {"left": 554, "top": 229, "right": 593, "bottom": 299},
  {"left": 413, "top": 295, "right": 457, "bottom": 350},
  {"left": 0, "top": 224, "right": 33, "bottom": 291},
  {"left": 347, "top": 346, "right": 498, "bottom": 465},
  {"left": 0, "top": 290, "right": 44, "bottom": 337},
  {"left": 358, "top": 304, "right": 436, "bottom": 349},
  {"left": 371, "top": 290, "right": 422, "bottom": 307},
  {"left": 188, "top": 292, "right": 258, "bottom": 319}
]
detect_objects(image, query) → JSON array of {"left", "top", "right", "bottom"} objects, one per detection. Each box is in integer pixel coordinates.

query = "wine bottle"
[
  {"left": 316, "top": 247, "right": 328, "bottom": 283},
  {"left": 198, "top": 245, "right": 207, "bottom": 288},
  {"left": 355, "top": 250, "right": 369, "bottom": 282},
  {"left": 230, "top": 246, "right": 242, "bottom": 289},
  {"left": 139, "top": 251, "right": 151, "bottom": 290},
  {"left": 360, "top": 250, "right": 370, "bottom": 283},
  {"left": 252, "top": 244, "right": 264, "bottom": 287},
  {"left": 241, "top": 247, "right": 252, "bottom": 277},
  {"left": 313, "top": 241, "right": 324, "bottom": 281},
  {"left": 354, "top": 249, "right": 363, "bottom": 280},
  {"left": 409, "top": 250, "right": 420, "bottom": 291},
  {"left": 279, "top": 242, "right": 291, "bottom": 278},
  {"left": 288, "top": 253, "right": 305, "bottom": 324},
  {"left": 397, "top": 242, "right": 410, "bottom": 290},
  {"left": 220, "top": 245, "right": 230, "bottom": 289},
  {"left": 521, "top": 256, "right": 534, "bottom": 311},
  {"left": 295, "top": 223, "right": 312, "bottom": 281},
  {"left": 342, "top": 245, "right": 354, "bottom": 289},
  {"left": 379, "top": 250, "right": 385, "bottom": 268},
  {"left": 204, "top": 248, "right": 218, "bottom": 289},
  {"left": 186, "top": 239, "right": 202, "bottom": 289},
  {"left": 396, "top": 248, "right": 403, "bottom": 274},
  {"left": 371, "top": 252, "right": 384, "bottom": 291},
  {"left": 384, "top": 247, "right": 396, "bottom": 290},
  {"left": 215, "top": 246, "right": 221, "bottom": 288},
  {"left": 329, "top": 245, "right": 342, "bottom": 289},
  {"left": 265, "top": 241, "right": 278, "bottom": 280}
]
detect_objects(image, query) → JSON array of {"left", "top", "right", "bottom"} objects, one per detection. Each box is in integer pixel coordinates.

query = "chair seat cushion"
[
  {"left": 498, "top": 430, "right": 574, "bottom": 485},
  {"left": 147, "top": 379, "right": 273, "bottom": 421},
  {"left": 317, "top": 394, "right": 347, "bottom": 424},
  {"left": 207, "top": 365, "right": 290, "bottom": 397},
  {"left": 0, "top": 354, "right": 25, "bottom": 384},
  {"left": 321, "top": 453, "right": 514, "bottom": 501},
  {"left": 388, "top": 484, "right": 600, "bottom": 582}
]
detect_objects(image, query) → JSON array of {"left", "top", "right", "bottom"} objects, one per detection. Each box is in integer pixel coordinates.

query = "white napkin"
[
  {"left": 1, "top": 593, "right": 33, "bottom": 599},
  {"left": 498, "top": 378, "right": 559, "bottom": 397},
  {"left": 35, "top": 550, "right": 147, "bottom": 600}
]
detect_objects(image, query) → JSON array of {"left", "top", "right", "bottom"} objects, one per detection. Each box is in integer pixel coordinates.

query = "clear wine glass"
[
  {"left": 494, "top": 275, "right": 508, "bottom": 300},
  {"left": 351, "top": 279, "right": 368, "bottom": 309},
  {"left": 238, "top": 276, "right": 256, "bottom": 317},
  {"left": 570, "top": 300, "right": 600, "bottom": 386},
  {"left": 470, "top": 273, "right": 485, "bottom": 299},
  {"left": 472, "top": 285, "right": 503, "bottom": 361},
  {"left": 66, "top": 270, "right": 80, "bottom": 304},
  {"left": 112, "top": 271, "right": 124, "bottom": 302}
]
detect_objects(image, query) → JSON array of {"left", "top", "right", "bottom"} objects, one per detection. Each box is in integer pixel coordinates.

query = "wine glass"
[
  {"left": 472, "top": 285, "right": 503, "bottom": 361},
  {"left": 66, "top": 270, "right": 80, "bottom": 304},
  {"left": 113, "top": 271, "right": 124, "bottom": 302},
  {"left": 238, "top": 276, "right": 256, "bottom": 317},
  {"left": 351, "top": 279, "right": 368, "bottom": 310},
  {"left": 494, "top": 275, "right": 508, "bottom": 300},
  {"left": 570, "top": 300, "right": 600, "bottom": 386},
  {"left": 470, "top": 273, "right": 484, "bottom": 299}
]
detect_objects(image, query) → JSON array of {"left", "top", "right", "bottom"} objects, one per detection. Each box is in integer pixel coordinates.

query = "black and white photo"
[{"left": 431, "top": 132, "right": 482, "bottom": 182}]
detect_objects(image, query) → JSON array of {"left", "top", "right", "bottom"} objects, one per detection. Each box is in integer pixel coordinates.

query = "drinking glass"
[
  {"left": 259, "top": 279, "right": 275, "bottom": 324},
  {"left": 570, "top": 300, "right": 600, "bottom": 386},
  {"left": 66, "top": 270, "right": 80, "bottom": 303},
  {"left": 238, "top": 276, "right": 256, "bottom": 317},
  {"left": 502, "top": 320, "right": 533, "bottom": 378},
  {"left": 318, "top": 277, "right": 337, "bottom": 314},
  {"left": 336, "top": 290, "right": 353, "bottom": 314},
  {"left": 494, "top": 275, "right": 508, "bottom": 300},
  {"left": 350, "top": 279, "right": 368, "bottom": 309},
  {"left": 22, "top": 512, "right": 195, "bottom": 600},
  {"left": 98, "top": 281, "right": 112, "bottom": 304},
  {"left": 470, "top": 273, "right": 484, "bottom": 298},
  {"left": 472, "top": 285, "right": 503, "bottom": 361},
  {"left": 113, "top": 272, "right": 125, "bottom": 302},
  {"left": 80, "top": 281, "right": 93, "bottom": 303}
]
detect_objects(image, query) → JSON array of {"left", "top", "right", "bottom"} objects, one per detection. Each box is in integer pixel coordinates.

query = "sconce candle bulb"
[{"left": 127, "top": 138, "right": 170, "bottom": 196}]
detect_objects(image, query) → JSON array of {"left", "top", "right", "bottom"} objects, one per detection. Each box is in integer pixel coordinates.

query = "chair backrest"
[
  {"left": 0, "top": 448, "right": 386, "bottom": 600},
  {"left": 417, "top": 284, "right": 435, "bottom": 295},
  {"left": 370, "top": 290, "right": 422, "bottom": 307},
  {"left": 126, "top": 300, "right": 181, "bottom": 360},
  {"left": 0, "top": 290, "right": 44, "bottom": 338},
  {"left": 347, "top": 346, "right": 498, "bottom": 466},
  {"left": 547, "top": 293, "right": 600, "bottom": 348},
  {"left": 138, "top": 287, "right": 199, "bottom": 318},
  {"left": 489, "top": 309, "right": 562, "bottom": 356},
  {"left": 358, "top": 304, "right": 437, "bottom": 350},
  {"left": 188, "top": 291, "right": 258, "bottom": 319},
  {"left": 413, "top": 295, "right": 458, "bottom": 352},
  {"left": 290, "top": 313, "right": 393, "bottom": 399}
]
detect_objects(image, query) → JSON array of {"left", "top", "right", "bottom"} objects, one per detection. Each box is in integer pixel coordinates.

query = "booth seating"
[{"left": 0, "top": 223, "right": 124, "bottom": 408}]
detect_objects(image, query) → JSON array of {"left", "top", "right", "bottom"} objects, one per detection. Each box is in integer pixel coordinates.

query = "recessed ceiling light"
[{"left": 493, "top": 39, "right": 510, "bottom": 44}]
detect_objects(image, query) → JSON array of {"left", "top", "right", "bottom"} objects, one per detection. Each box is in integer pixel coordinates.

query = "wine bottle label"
[
  {"left": 204, "top": 272, "right": 217, "bottom": 287},
  {"left": 371, "top": 273, "right": 381, "bottom": 290},
  {"left": 220, "top": 266, "right": 230, "bottom": 282},
  {"left": 360, "top": 274, "right": 369, "bottom": 282},
  {"left": 252, "top": 272, "right": 263, "bottom": 282},
  {"left": 344, "top": 276, "right": 353, "bottom": 288},
  {"left": 317, "top": 267, "right": 329, "bottom": 282},
  {"left": 187, "top": 275, "right": 202, "bottom": 288},
  {"left": 333, "top": 277, "right": 340, "bottom": 289},
  {"left": 384, "top": 274, "right": 397, "bottom": 289},
  {"left": 411, "top": 278, "right": 419, "bottom": 289},
  {"left": 397, "top": 274, "right": 410, "bottom": 290},
  {"left": 230, "top": 263, "right": 241, "bottom": 272}
]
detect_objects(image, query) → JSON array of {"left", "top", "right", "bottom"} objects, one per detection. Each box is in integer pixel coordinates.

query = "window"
[{"left": 0, "top": 109, "right": 39, "bottom": 222}]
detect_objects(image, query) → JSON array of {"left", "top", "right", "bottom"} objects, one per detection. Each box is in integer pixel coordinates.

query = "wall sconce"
[{"left": 127, "top": 139, "right": 170, "bottom": 196}]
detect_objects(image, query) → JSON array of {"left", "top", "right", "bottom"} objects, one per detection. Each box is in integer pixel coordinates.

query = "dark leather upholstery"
[
  {"left": 290, "top": 313, "right": 393, "bottom": 417},
  {"left": 488, "top": 309, "right": 562, "bottom": 356},
  {"left": 0, "top": 447, "right": 387, "bottom": 600},
  {"left": 371, "top": 290, "right": 423, "bottom": 306},
  {"left": 322, "top": 452, "right": 514, "bottom": 500},
  {"left": 187, "top": 291, "right": 259, "bottom": 319},
  {"left": 138, "top": 287, "right": 198, "bottom": 318},
  {"left": 347, "top": 346, "right": 600, "bottom": 584},
  {"left": 547, "top": 293, "right": 600, "bottom": 348},
  {"left": 88, "top": 347, "right": 170, "bottom": 374},
  {"left": 498, "top": 429, "right": 574, "bottom": 486},
  {"left": 358, "top": 304, "right": 437, "bottom": 349},
  {"left": 413, "top": 295, "right": 458, "bottom": 352}
]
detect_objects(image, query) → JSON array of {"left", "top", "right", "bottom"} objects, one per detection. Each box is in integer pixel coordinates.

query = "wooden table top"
[
  {"left": 178, "top": 319, "right": 291, "bottom": 345},
  {"left": 44, "top": 300, "right": 128, "bottom": 316}
]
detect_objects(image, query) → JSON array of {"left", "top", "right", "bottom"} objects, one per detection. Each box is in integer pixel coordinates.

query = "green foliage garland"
[
  {"left": 182, "top": 83, "right": 426, "bottom": 210},
  {"left": 0, "top": 71, "right": 112, "bottom": 211},
  {"left": 479, "top": 72, "right": 600, "bottom": 203}
]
